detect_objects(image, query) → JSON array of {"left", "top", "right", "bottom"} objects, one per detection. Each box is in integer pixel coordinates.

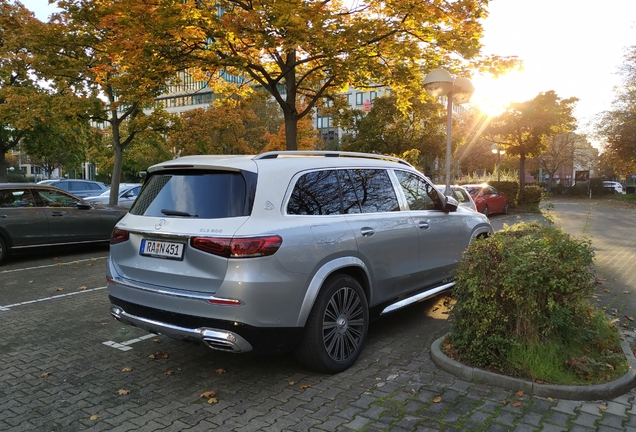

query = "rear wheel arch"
[{"left": 295, "top": 257, "right": 371, "bottom": 328}]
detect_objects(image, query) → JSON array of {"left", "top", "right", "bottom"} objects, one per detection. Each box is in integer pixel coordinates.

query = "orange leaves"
[
  {"left": 148, "top": 351, "right": 169, "bottom": 360},
  {"left": 200, "top": 390, "right": 218, "bottom": 404}
]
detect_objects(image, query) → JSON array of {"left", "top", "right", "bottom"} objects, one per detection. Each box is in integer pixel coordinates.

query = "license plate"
[{"left": 140, "top": 239, "right": 185, "bottom": 260}]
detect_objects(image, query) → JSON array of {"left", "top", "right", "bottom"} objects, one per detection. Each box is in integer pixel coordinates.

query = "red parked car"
[{"left": 463, "top": 184, "right": 509, "bottom": 217}]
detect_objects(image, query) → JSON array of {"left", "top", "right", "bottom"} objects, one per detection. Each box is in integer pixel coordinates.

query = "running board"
[{"left": 380, "top": 282, "right": 455, "bottom": 316}]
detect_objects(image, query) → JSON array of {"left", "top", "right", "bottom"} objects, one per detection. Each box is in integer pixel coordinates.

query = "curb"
[{"left": 431, "top": 335, "right": 636, "bottom": 401}]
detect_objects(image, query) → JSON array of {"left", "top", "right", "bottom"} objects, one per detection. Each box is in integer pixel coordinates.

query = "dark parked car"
[
  {"left": 43, "top": 179, "right": 108, "bottom": 198},
  {"left": 463, "top": 183, "right": 509, "bottom": 217},
  {"left": 0, "top": 184, "right": 127, "bottom": 264}
]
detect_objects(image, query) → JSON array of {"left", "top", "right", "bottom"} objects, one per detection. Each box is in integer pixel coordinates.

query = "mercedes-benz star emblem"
[{"left": 155, "top": 219, "right": 166, "bottom": 230}]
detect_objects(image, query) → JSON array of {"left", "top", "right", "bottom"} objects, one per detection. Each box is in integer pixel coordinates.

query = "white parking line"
[
  {"left": 0, "top": 257, "right": 107, "bottom": 274},
  {"left": 0, "top": 286, "right": 107, "bottom": 311},
  {"left": 103, "top": 334, "right": 156, "bottom": 351}
]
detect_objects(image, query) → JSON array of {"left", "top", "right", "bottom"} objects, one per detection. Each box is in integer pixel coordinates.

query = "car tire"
[
  {"left": 0, "top": 236, "right": 6, "bottom": 264},
  {"left": 481, "top": 204, "right": 489, "bottom": 217},
  {"left": 295, "top": 274, "right": 369, "bottom": 373},
  {"left": 503, "top": 202, "right": 509, "bottom": 215}
]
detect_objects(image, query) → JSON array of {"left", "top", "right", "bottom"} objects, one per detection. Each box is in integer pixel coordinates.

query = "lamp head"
[
  {"left": 423, "top": 69, "right": 453, "bottom": 97},
  {"left": 452, "top": 77, "right": 475, "bottom": 104}
]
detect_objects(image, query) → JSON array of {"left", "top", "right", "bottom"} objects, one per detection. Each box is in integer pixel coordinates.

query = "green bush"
[
  {"left": 516, "top": 185, "right": 543, "bottom": 206},
  {"left": 489, "top": 181, "right": 519, "bottom": 207},
  {"left": 448, "top": 222, "right": 598, "bottom": 373}
]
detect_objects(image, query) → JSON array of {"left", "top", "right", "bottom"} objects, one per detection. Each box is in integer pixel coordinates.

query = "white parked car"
[
  {"left": 436, "top": 184, "right": 478, "bottom": 212},
  {"left": 85, "top": 183, "right": 142, "bottom": 208},
  {"left": 603, "top": 181, "right": 625, "bottom": 194}
]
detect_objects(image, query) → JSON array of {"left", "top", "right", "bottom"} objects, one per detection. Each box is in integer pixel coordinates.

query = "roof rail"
[{"left": 254, "top": 151, "right": 413, "bottom": 167}]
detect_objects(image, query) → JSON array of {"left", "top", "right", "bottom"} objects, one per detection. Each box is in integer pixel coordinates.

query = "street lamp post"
[
  {"left": 491, "top": 144, "right": 505, "bottom": 182},
  {"left": 423, "top": 69, "right": 474, "bottom": 196}
]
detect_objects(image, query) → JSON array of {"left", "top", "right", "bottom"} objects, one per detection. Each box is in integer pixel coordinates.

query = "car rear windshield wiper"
[{"left": 161, "top": 209, "right": 198, "bottom": 217}]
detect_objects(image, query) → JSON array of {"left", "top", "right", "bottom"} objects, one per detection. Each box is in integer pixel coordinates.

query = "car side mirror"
[
  {"left": 444, "top": 196, "right": 459, "bottom": 212},
  {"left": 76, "top": 201, "right": 92, "bottom": 210}
]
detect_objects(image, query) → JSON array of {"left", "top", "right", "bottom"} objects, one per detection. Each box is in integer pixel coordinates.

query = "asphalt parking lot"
[{"left": 1, "top": 198, "right": 636, "bottom": 431}]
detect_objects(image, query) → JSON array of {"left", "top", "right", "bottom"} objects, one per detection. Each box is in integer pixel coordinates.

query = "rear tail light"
[
  {"left": 191, "top": 235, "right": 282, "bottom": 258},
  {"left": 110, "top": 228, "right": 130, "bottom": 245}
]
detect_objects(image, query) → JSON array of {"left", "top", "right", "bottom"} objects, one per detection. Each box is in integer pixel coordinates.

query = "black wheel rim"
[{"left": 322, "top": 287, "right": 365, "bottom": 362}]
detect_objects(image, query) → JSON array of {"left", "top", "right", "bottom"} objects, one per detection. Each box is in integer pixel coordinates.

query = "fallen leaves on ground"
[
  {"left": 598, "top": 404, "right": 608, "bottom": 410},
  {"left": 55, "top": 288, "right": 63, "bottom": 291},
  {"left": 626, "top": 315, "right": 634, "bottom": 321},
  {"left": 85, "top": 263, "right": 93, "bottom": 267},
  {"left": 215, "top": 368, "right": 226, "bottom": 374},
  {"left": 41, "top": 372, "right": 51, "bottom": 378},
  {"left": 201, "top": 390, "right": 218, "bottom": 403},
  {"left": 433, "top": 396, "right": 442, "bottom": 403},
  {"left": 153, "top": 339, "right": 161, "bottom": 343},
  {"left": 148, "top": 352, "right": 169, "bottom": 359},
  {"left": 89, "top": 415, "right": 99, "bottom": 421},
  {"left": 121, "top": 367, "right": 132, "bottom": 372},
  {"left": 78, "top": 286, "right": 87, "bottom": 291},
  {"left": 165, "top": 370, "right": 174, "bottom": 376},
  {"left": 299, "top": 384, "right": 311, "bottom": 390},
  {"left": 515, "top": 391, "right": 524, "bottom": 397},
  {"left": 118, "top": 389, "right": 130, "bottom": 395},
  {"left": 511, "top": 401, "right": 522, "bottom": 407},
  {"left": 29, "top": 280, "right": 34, "bottom": 283}
]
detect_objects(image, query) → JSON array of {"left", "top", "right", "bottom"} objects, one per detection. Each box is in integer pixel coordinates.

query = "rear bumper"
[
  {"left": 109, "top": 303, "right": 253, "bottom": 353},
  {"left": 109, "top": 296, "right": 304, "bottom": 353}
]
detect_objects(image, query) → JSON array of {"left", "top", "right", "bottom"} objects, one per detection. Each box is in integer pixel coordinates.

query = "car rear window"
[{"left": 130, "top": 170, "right": 254, "bottom": 219}]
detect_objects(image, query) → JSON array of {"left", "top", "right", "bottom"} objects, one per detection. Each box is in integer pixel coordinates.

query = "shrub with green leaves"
[
  {"left": 516, "top": 185, "right": 543, "bottom": 206},
  {"left": 449, "top": 222, "right": 598, "bottom": 373}
]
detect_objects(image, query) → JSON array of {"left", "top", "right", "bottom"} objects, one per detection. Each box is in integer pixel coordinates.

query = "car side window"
[
  {"left": 453, "top": 189, "right": 468, "bottom": 204},
  {"left": 35, "top": 189, "right": 81, "bottom": 208},
  {"left": 348, "top": 169, "right": 399, "bottom": 213},
  {"left": 54, "top": 181, "right": 70, "bottom": 191},
  {"left": 287, "top": 170, "right": 342, "bottom": 215},
  {"left": 395, "top": 171, "right": 440, "bottom": 211},
  {"left": 0, "top": 189, "right": 36, "bottom": 207}
]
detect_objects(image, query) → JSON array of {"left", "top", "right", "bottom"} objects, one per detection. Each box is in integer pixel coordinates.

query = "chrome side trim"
[
  {"left": 295, "top": 256, "right": 371, "bottom": 327},
  {"left": 380, "top": 282, "right": 455, "bottom": 315},
  {"left": 109, "top": 305, "right": 252, "bottom": 353},
  {"left": 11, "top": 239, "right": 108, "bottom": 249}
]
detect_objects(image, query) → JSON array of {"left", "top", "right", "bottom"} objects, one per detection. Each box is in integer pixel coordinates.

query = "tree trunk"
[
  {"left": 283, "top": 49, "right": 298, "bottom": 151},
  {"left": 110, "top": 113, "right": 123, "bottom": 206},
  {"left": 0, "top": 153, "right": 7, "bottom": 183},
  {"left": 284, "top": 109, "right": 298, "bottom": 151},
  {"left": 519, "top": 152, "right": 526, "bottom": 191}
]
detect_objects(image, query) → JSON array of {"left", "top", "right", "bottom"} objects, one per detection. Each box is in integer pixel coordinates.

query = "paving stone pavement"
[{"left": 1, "top": 197, "right": 635, "bottom": 431}]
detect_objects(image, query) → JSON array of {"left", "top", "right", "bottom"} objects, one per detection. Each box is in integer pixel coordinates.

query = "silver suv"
[{"left": 107, "top": 151, "right": 493, "bottom": 372}]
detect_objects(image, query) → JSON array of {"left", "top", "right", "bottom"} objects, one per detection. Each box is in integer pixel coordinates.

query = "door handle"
[
  {"left": 360, "top": 227, "right": 375, "bottom": 237},
  {"left": 50, "top": 211, "right": 66, "bottom": 217},
  {"left": 418, "top": 221, "right": 430, "bottom": 230}
]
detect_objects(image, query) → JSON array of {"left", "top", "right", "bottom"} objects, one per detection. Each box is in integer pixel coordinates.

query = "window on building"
[{"left": 356, "top": 93, "right": 364, "bottom": 105}]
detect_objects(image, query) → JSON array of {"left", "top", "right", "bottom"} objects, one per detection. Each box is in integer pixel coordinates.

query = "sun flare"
[{"left": 470, "top": 69, "right": 538, "bottom": 117}]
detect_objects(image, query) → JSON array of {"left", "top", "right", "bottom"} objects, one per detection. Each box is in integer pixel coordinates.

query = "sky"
[{"left": 19, "top": 0, "right": 636, "bottom": 143}]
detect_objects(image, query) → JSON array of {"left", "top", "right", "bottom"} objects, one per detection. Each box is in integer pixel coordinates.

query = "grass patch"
[
  {"left": 504, "top": 311, "right": 628, "bottom": 385},
  {"left": 615, "top": 194, "right": 636, "bottom": 204}
]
